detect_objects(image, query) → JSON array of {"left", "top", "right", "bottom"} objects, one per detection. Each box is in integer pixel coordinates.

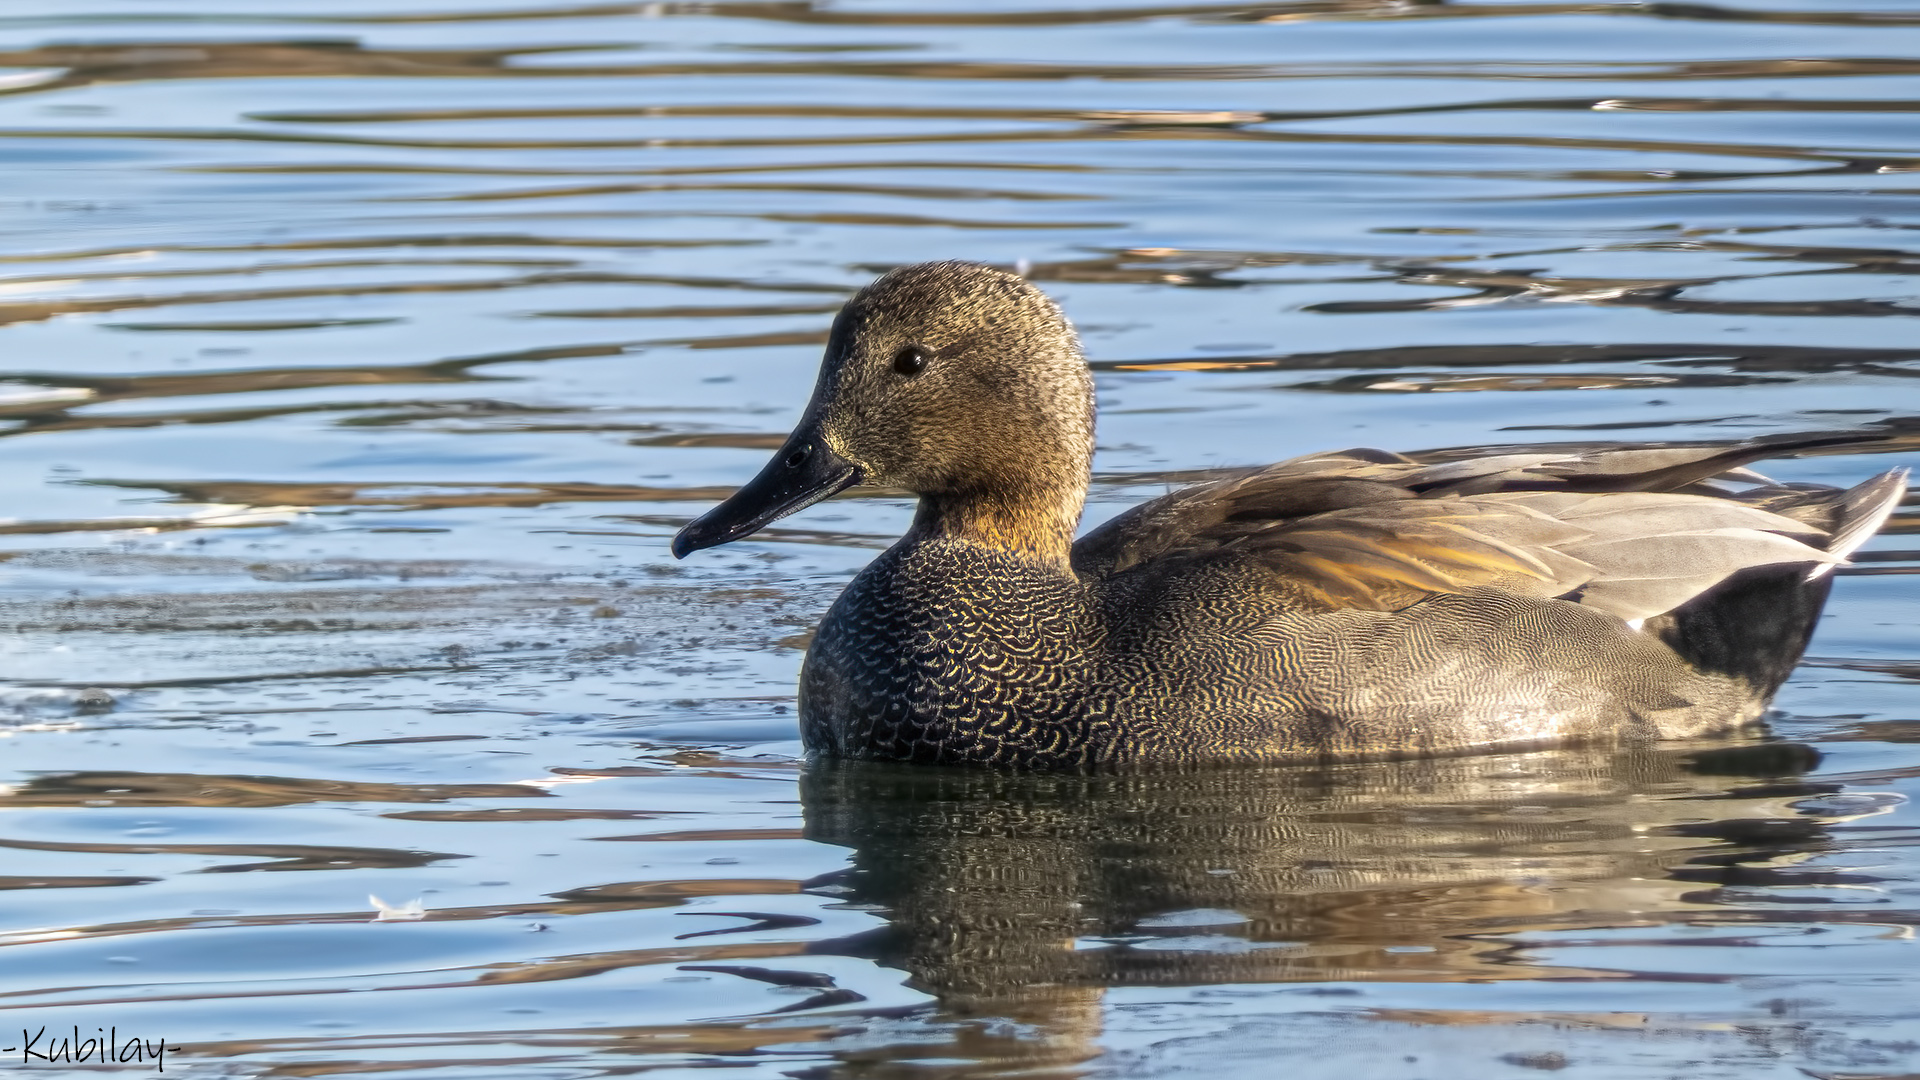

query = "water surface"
[{"left": 1, "top": 1, "right": 1918, "bottom": 1076}]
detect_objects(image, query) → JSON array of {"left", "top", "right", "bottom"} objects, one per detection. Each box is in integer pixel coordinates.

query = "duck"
[{"left": 672, "top": 261, "right": 1908, "bottom": 768}]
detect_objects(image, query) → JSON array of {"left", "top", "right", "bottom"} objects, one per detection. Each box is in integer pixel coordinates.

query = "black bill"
[{"left": 671, "top": 436, "right": 861, "bottom": 558}]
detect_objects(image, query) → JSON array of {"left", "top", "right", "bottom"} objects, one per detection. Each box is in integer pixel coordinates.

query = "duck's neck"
[
  {"left": 909, "top": 481, "right": 1085, "bottom": 567},
  {"left": 899, "top": 360, "right": 1095, "bottom": 569}
]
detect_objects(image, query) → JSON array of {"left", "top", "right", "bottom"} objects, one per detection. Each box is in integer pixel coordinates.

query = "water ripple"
[{"left": 0, "top": 0, "right": 1917, "bottom": 1076}]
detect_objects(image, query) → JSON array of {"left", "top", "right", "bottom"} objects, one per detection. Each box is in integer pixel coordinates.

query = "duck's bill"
[{"left": 670, "top": 440, "right": 862, "bottom": 558}]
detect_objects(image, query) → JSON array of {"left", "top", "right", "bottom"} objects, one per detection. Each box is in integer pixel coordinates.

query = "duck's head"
[{"left": 671, "top": 261, "right": 1094, "bottom": 560}]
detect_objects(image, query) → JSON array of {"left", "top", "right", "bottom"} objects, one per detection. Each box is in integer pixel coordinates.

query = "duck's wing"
[
  {"left": 1073, "top": 440, "right": 1803, "bottom": 578},
  {"left": 1074, "top": 447, "right": 1427, "bottom": 578},
  {"left": 1074, "top": 437, "right": 1906, "bottom": 622}
]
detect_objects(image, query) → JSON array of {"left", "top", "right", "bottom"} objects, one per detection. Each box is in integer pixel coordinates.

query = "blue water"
[{"left": 0, "top": 1, "right": 1916, "bottom": 1076}]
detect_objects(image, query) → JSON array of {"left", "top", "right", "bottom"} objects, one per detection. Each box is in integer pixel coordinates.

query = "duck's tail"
[
  {"left": 1809, "top": 467, "right": 1908, "bottom": 576},
  {"left": 1650, "top": 467, "right": 1909, "bottom": 700}
]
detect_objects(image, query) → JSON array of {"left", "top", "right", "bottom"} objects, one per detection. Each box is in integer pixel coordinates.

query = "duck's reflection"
[{"left": 800, "top": 742, "right": 1835, "bottom": 1016}]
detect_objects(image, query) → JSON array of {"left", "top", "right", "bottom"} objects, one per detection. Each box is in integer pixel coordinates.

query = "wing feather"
[
  {"left": 1560, "top": 529, "right": 1839, "bottom": 621},
  {"left": 1073, "top": 436, "right": 1896, "bottom": 622}
]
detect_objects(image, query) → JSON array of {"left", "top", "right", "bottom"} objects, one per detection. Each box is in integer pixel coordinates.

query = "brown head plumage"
[
  {"left": 814, "top": 261, "right": 1094, "bottom": 556},
  {"left": 673, "top": 261, "right": 1096, "bottom": 561}
]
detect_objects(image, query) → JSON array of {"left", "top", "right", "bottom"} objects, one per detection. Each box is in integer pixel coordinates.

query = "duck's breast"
[{"left": 799, "top": 538, "right": 1100, "bottom": 766}]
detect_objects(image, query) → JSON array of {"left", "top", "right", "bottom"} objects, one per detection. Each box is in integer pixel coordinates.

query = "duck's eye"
[{"left": 892, "top": 344, "right": 929, "bottom": 377}]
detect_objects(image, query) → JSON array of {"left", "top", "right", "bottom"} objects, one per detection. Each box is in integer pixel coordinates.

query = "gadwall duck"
[{"left": 673, "top": 261, "right": 1908, "bottom": 768}]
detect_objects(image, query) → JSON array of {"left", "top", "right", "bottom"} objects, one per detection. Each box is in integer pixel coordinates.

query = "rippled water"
[{"left": 1, "top": 1, "right": 1918, "bottom": 1076}]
